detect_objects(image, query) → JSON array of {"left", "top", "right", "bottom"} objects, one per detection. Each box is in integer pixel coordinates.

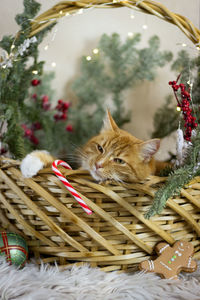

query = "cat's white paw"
[{"left": 20, "top": 153, "right": 44, "bottom": 178}]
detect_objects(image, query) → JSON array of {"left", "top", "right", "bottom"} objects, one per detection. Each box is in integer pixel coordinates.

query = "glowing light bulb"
[
  {"left": 176, "top": 106, "right": 181, "bottom": 112},
  {"left": 142, "top": 24, "right": 148, "bottom": 30},
  {"left": 11, "top": 45, "right": 15, "bottom": 50},
  {"left": 130, "top": 14, "right": 135, "bottom": 19},
  {"left": 65, "top": 12, "right": 70, "bottom": 16},
  {"left": 77, "top": 8, "right": 83, "bottom": 14},
  {"left": 44, "top": 45, "right": 49, "bottom": 51},
  {"left": 128, "top": 32, "right": 134, "bottom": 38},
  {"left": 182, "top": 43, "right": 187, "bottom": 47},
  {"left": 93, "top": 48, "right": 99, "bottom": 54},
  {"left": 59, "top": 10, "right": 63, "bottom": 15},
  {"left": 32, "top": 70, "right": 38, "bottom": 75},
  {"left": 86, "top": 56, "right": 92, "bottom": 61},
  {"left": 51, "top": 62, "right": 56, "bottom": 67}
]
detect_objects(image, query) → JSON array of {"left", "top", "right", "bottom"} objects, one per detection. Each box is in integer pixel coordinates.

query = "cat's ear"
[
  {"left": 101, "top": 110, "right": 119, "bottom": 132},
  {"left": 139, "top": 139, "right": 160, "bottom": 162}
]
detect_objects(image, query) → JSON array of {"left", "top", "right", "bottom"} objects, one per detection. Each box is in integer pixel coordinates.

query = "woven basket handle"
[{"left": 29, "top": 0, "right": 200, "bottom": 47}]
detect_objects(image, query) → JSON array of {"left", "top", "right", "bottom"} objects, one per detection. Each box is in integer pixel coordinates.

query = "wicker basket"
[
  {"left": 1, "top": 1, "right": 200, "bottom": 272},
  {"left": 0, "top": 157, "right": 199, "bottom": 272}
]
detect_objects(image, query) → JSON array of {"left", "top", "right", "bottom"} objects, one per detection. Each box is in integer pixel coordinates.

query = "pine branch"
[
  {"left": 4, "top": 105, "right": 26, "bottom": 159},
  {"left": 146, "top": 130, "right": 200, "bottom": 218},
  {"left": 0, "top": 0, "right": 56, "bottom": 159},
  {"left": 145, "top": 167, "right": 193, "bottom": 219},
  {"left": 152, "top": 95, "right": 180, "bottom": 138}
]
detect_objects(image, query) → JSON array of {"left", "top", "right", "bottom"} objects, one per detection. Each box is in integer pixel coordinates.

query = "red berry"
[
  {"left": 43, "top": 103, "right": 51, "bottom": 111},
  {"left": 54, "top": 114, "right": 60, "bottom": 121},
  {"left": 179, "top": 83, "right": 185, "bottom": 88},
  {"left": 31, "top": 79, "right": 41, "bottom": 86},
  {"left": 55, "top": 104, "right": 62, "bottom": 111},
  {"left": 61, "top": 113, "right": 67, "bottom": 120},
  {"left": 25, "top": 129, "right": 32, "bottom": 137},
  {"left": 173, "top": 85, "right": 179, "bottom": 91},
  {"left": 42, "top": 95, "right": 49, "bottom": 103},
  {"left": 32, "top": 122, "right": 42, "bottom": 130},
  {"left": 32, "top": 93, "right": 37, "bottom": 99},
  {"left": 63, "top": 102, "right": 70, "bottom": 111},
  {"left": 30, "top": 135, "right": 39, "bottom": 145},
  {"left": 21, "top": 124, "right": 27, "bottom": 130},
  {"left": 66, "top": 124, "right": 73, "bottom": 132}
]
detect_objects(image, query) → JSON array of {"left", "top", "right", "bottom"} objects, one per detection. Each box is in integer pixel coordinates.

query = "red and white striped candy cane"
[{"left": 52, "top": 160, "right": 92, "bottom": 215}]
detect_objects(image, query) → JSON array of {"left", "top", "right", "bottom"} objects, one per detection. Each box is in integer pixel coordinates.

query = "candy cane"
[{"left": 52, "top": 160, "right": 92, "bottom": 215}]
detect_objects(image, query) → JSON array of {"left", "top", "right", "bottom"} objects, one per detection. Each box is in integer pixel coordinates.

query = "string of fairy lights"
[
  {"left": 37, "top": 3, "right": 151, "bottom": 67},
  {"left": 0, "top": 1, "right": 199, "bottom": 74},
  {"left": 32, "top": 3, "right": 200, "bottom": 71},
  {"left": 35, "top": 2, "right": 198, "bottom": 121}
]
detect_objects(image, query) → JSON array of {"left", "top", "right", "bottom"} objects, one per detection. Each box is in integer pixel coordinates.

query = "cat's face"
[{"left": 80, "top": 111, "right": 160, "bottom": 182}]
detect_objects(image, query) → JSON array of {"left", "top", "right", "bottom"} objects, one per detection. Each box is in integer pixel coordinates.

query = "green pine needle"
[{"left": 146, "top": 130, "right": 200, "bottom": 219}]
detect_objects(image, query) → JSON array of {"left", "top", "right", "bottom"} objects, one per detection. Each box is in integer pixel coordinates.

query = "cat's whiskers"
[
  {"left": 75, "top": 148, "right": 87, "bottom": 159},
  {"left": 67, "top": 153, "right": 82, "bottom": 162},
  {"left": 112, "top": 173, "right": 124, "bottom": 183}
]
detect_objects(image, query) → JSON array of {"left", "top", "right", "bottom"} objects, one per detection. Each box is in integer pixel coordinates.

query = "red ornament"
[{"left": 31, "top": 79, "right": 41, "bottom": 86}]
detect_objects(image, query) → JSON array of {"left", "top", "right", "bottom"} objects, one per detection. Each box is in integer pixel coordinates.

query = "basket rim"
[
  {"left": 0, "top": 155, "right": 200, "bottom": 270},
  {"left": 29, "top": 0, "right": 200, "bottom": 47}
]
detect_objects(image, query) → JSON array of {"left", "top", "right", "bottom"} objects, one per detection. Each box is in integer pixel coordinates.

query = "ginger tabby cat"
[{"left": 21, "top": 111, "right": 169, "bottom": 182}]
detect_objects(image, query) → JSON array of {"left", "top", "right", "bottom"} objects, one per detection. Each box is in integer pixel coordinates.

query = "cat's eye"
[
  {"left": 97, "top": 144, "right": 103, "bottom": 153},
  {"left": 114, "top": 158, "right": 125, "bottom": 164}
]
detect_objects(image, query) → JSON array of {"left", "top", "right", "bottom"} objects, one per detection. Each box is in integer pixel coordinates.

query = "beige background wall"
[{"left": 0, "top": 0, "right": 199, "bottom": 158}]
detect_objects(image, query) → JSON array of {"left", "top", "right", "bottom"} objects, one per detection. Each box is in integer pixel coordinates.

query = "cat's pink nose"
[{"left": 95, "top": 162, "right": 103, "bottom": 169}]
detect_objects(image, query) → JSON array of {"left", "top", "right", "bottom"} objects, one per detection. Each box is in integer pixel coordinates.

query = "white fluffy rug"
[{"left": 0, "top": 258, "right": 200, "bottom": 300}]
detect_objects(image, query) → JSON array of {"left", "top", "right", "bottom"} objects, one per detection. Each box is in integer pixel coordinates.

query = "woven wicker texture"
[
  {"left": 1, "top": 0, "right": 200, "bottom": 271},
  {"left": 30, "top": 0, "right": 200, "bottom": 47},
  {"left": 0, "top": 157, "right": 199, "bottom": 272}
]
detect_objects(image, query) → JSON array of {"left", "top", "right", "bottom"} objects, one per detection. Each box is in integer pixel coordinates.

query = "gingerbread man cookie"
[{"left": 139, "top": 240, "right": 197, "bottom": 280}]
